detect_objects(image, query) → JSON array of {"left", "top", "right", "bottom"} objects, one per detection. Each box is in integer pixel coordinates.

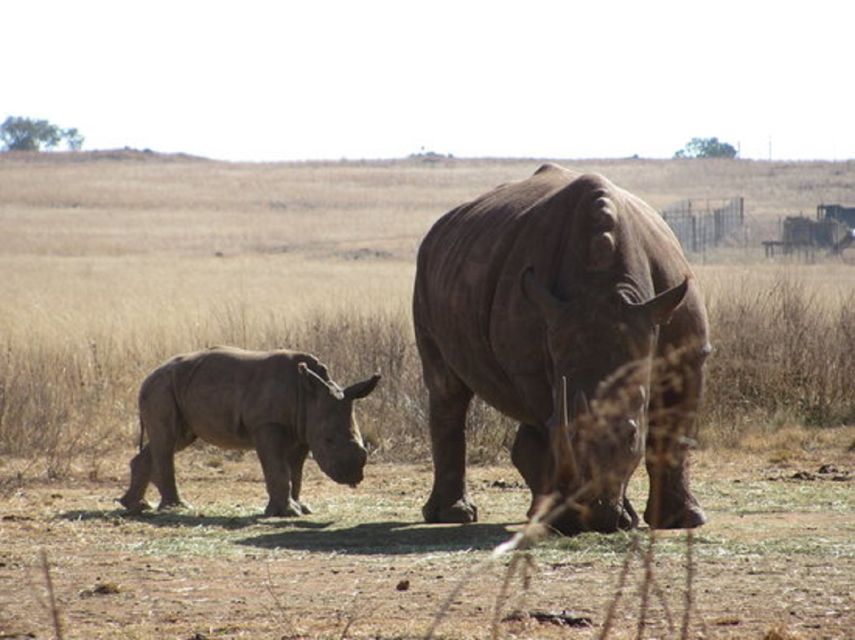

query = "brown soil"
[{"left": 0, "top": 441, "right": 852, "bottom": 639}]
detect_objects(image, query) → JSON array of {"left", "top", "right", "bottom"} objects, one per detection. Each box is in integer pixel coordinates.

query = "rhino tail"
[{"left": 137, "top": 416, "right": 146, "bottom": 453}]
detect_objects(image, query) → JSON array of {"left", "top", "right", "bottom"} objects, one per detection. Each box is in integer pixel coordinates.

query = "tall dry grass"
[
  {"left": 1, "top": 153, "right": 853, "bottom": 476},
  {"left": 0, "top": 251, "right": 515, "bottom": 475},
  {"left": 1, "top": 257, "right": 851, "bottom": 476},
  {"left": 699, "top": 264, "right": 855, "bottom": 442}
]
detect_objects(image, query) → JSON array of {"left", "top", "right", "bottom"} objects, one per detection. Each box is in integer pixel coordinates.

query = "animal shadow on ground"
[
  {"left": 58, "top": 510, "right": 514, "bottom": 555},
  {"left": 236, "top": 520, "right": 514, "bottom": 555},
  {"left": 59, "top": 508, "right": 332, "bottom": 532}
]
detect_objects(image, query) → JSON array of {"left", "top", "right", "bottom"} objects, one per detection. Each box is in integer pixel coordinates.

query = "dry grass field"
[{"left": 0, "top": 151, "right": 853, "bottom": 638}]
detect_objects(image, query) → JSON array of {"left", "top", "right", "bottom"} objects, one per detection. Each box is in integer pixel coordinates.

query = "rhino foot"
[
  {"left": 644, "top": 502, "right": 706, "bottom": 530},
  {"left": 547, "top": 498, "right": 638, "bottom": 536},
  {"left": 423, "top": 497, "right": 478, "bottom": 524},
  {"left": 263, "top": 499, "right": 304, "bottom": 518},
  {"left": 119, "top": 498, "right": 152, "bottom": 514},
  {"left": 623, "top": 496, "right": 639, "bottom": 529},
  {"left": 157, "top": 499, "right": 191, "bottom": 512},
  {"left": 298, "top": 501, "right": 313, "bottom": 515}
]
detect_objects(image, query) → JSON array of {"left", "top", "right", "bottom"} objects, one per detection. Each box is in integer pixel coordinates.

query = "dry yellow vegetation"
[
  {"left": 1, "top": 151, "right": 853, "bottom": 476},
  {"left": 1, "top": 151, "right": 853, "bottom": 640}
]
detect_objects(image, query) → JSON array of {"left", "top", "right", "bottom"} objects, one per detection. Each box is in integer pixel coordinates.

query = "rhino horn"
[
  {"left": 625, "top": 278, "right": 690, "bottom": 326},
  {"left": 343, "top": 373, "right": 381, "bottom": 400},
  {"left": 571, "top": 387, "right": 591, "bottom": 419},
  {"left": 521, "top": 268, "right": 564, "bottom": 316},
  {"left": 551, "top": 376, "right": 578, "bottom": 485}
]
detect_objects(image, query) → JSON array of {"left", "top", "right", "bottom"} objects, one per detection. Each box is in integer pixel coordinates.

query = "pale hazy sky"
[{"left": 2, "top": 1, "right": 852, "bottom": 162}]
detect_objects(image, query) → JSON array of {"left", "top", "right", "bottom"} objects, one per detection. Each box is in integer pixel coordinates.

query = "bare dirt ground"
[{"left": 1, "top": 435, "right": 853, "bottom": 640}]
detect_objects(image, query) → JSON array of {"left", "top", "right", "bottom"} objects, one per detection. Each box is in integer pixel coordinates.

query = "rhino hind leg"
[
  {"left": 151, "top": 443, "right": 194, "bottom": 510},
  {"left": 119, "top": 444, "right": 154, "bottom": 513},
  {"left": 152, "top": 457, "right": 189, "bottom": 510},
  {"left": 143, "top": 403, "right": 195, "bottom": 511}
]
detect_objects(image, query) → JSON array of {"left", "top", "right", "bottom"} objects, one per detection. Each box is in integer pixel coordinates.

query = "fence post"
[{"left": 691, "top": 215, "right": 698, "bottom": 252}]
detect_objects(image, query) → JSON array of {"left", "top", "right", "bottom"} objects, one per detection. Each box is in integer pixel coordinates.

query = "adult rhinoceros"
[
  {"left": 119, "top": 347, "right": 380, "bottom": 516},
  {"left": 413, "top": 163, "right": 710, "bottom": 534}
]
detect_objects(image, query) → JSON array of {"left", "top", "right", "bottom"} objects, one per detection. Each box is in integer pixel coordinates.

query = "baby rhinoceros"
[{"left": 119, "top": 346, "right": 381, "bottom": 516}]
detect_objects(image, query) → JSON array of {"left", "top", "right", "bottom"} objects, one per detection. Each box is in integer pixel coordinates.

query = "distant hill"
[{"left": 0, "top": 147, "right": 210, "bottom": 164}]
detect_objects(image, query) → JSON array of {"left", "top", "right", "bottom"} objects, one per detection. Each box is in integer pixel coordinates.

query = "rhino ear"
[
  {"left": 298, "top": 361, "right": 336, "bottom": 396},
  {"left": 297, "top": 362, "right": 316, "bottom": 392},
  {"left": 628, "top": 278, "right": 689, "bottom": 326},
  {"left": 521, "top": 268, "right": 564, "bottom": 316},
  {"left": 344, "top": 374, "right": 381, "bottom": 400}
]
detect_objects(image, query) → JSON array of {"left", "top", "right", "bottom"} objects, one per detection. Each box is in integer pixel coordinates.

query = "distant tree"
[
  {"left": 674, "top": 137, "right": 737, "bottom": 159},
  {"left": 0, "top": 116, "right": 84, "bottom": 151},
  {"left": 63, "top": 127, "right": 84, "bottom": 151}
]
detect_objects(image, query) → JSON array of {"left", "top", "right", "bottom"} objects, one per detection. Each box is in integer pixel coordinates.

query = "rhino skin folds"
[
  {"left": 413, "top": 163, "right": 710, "bottom": 534},
  {"left": 119, "top": 347, "right": 380, "bottom": 517}
]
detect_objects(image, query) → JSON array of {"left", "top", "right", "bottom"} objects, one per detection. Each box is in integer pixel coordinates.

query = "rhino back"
[
  {"left": 149, "top": 347, "right": 299, "bottom": 448},
  {"left": 415, "top": 164, "right": 703, "bottom": 425},
  {"left": 415, "top": 165, "right": 583, "bottom": 421}
]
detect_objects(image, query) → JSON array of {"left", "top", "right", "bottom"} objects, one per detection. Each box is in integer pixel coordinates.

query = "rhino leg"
[
  {"left": 254, "top": 424, "right": 303, "bottom": 517},
  {"left": 511, "top": 424, "right": 550, "bottom": 518},
  {"left": 416, "top": 327, "right": 477, "bottom": 524},
  {"left": 623, "top": 495, "right": 639, "bottom": 528},
  {"left": 645, "top": 448, "right": 704, "bottom": 529},
  {"left": 142, "top": 393, "right": 194, "bottom": 511},
  {"left": 645, "top": 354, "right": 706, "bottom": 529},
  {"left": 288, "top": 444, "right": 312, "bottom": 515},
  {"left": 422, "top": 386, "right": 477, "bottom": 524},
  {"left": 119, "top": 444, "right": 153, "bottom": 513},
  {"left": 151, "top": 431, "right": 196, "bottom": 510}
]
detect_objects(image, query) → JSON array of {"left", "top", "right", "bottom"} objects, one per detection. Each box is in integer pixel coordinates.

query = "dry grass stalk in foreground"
[
  {"left": 29, "top": 550, "right": 64, "bottom": 640},
  {"left": 426, "top": 492, "right": 691, "bottom": 639},
  {"left": 426, "top": 360, "right": 704, "bottom": 640}
]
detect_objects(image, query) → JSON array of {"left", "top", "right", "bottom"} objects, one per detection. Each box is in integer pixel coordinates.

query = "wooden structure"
[
  {"left": 660, "top": 197, "right": 744, "bottom": 253},
  {"left": 762, "top": 203, "right": 855, "bottom": 261}
]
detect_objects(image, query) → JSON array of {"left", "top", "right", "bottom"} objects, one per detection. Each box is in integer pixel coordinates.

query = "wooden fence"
[{"left": 660, "top": 197, "right": 744, "bottom": 253}]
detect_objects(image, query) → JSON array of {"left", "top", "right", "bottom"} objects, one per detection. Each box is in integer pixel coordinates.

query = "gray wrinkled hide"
[
  {"left": 119, "top": 346, "right": 378, "bottom": 517},
  {"left": 414, "top": 164, "right": 710, "bottom": 534}
]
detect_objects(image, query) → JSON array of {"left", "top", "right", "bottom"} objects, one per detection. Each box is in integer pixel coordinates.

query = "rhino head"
[
  {"left": 297, "top": 362, "right": 381, "bottom": 486},
  {"left": 522, "top": 233, "right": 689, "bottom": 534}
]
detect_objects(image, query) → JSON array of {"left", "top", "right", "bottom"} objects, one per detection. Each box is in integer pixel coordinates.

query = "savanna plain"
[{"left": 0, "top": 151, "right": 853, "bottom": 639}]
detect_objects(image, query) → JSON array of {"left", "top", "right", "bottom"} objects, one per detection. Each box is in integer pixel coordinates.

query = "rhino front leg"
[
  {"left": 422, "top": 388, "right": 477, "bottom": 524},
  {"left": 119, "top": 444, "right": 153, "bottom": 513},
  {"left": 288, "top": 444, "right": 312, "bottom": 515},
  {"left": 254, "top": 424, "right": 303, "bottom": 517},
  {"left": 645, "top": 434, "right": 704, "bottom": 529},
  {"left": 511, "top": 424, "right": 549, "bottom": 517},
  {"left": 645, "top": 354, "right": 706, "bottom": 529}
]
